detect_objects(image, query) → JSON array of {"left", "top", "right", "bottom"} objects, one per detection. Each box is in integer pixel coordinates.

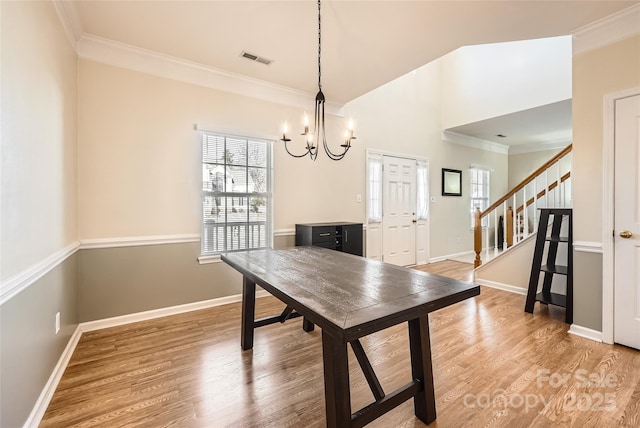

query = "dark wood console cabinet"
[{"left": 295, "top": 222, "right": 363, "bottom": 256}]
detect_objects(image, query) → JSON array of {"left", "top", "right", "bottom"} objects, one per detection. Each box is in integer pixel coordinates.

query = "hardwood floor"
[{"left": 41, "top": 261, "right": 640, "bottom": 427}]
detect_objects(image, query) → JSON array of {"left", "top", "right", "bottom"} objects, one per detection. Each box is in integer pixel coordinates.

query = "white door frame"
[
  {"left": 602, "top": 87, "right": 640, "bottom": 345},
  {"left": 365, "top": 148, "right": 430, "bottom": 264}
]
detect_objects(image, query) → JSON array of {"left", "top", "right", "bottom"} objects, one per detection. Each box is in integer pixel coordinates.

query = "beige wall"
[
  {"left": 441, "top": 36, "right": 572, "bottom": 130},
  {"left": 1, "top": 0, "right": 77, "bottom": 280},
  {"left": 508, "top": 148, "right": 566, "bottom": 189},
  {"left": 78, "top": 59, "right": 365, "bottom": 239},
  {"left": 347, "top": 61, "right": 509, "bottom": 258},
  {"left": 573, "top": 35, "right": 640, "bottom": 243},
  {"left": 0, "top": 2, "right": 80, "bottom": 426},
  {"left": 572, "top": 34, "right": 640, "bottom": 330}
]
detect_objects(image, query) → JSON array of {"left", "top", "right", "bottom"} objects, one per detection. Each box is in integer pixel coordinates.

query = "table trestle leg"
[
  {"left": 350, "top": 339, "right": 385, "bottom": 401},
  {"left": 279, "top": 306, "right": 295, "bottom": 323},
  {"left": 408, "top": 316, "right": 436, "bottom": 424}
]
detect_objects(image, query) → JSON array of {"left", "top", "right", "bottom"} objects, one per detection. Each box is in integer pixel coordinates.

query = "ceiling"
[
  {"left": 446, "top": 99, "right": 573, "bottom": 149},
  {"left": 67, "top": 1, "right": 637, "bottom": 150},
  {"left": 70, "top": 0, "right": 637, "bottom": 104}
]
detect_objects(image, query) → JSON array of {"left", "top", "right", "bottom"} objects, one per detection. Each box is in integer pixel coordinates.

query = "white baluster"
[
  {"left": 513, "top": 194, "right": 518, "bottom": 244},
  {"left": 533, "top": 176, "right": 538, "bottom": 231},
  {"left": 556, "top": 162, "right": 560, "bottom": 208},
  {"left": 523, "top": 187, "right": 528, "bottom": 239},
  {"left": 544, "top": 169, "right": 549, "bottom": 208},
  {"left": 484, "top": 217, "right": 489, "bottom": 259},
  {"left": 493, "top": 208, "right": 498, "bottom": 254},
  {"left": 503, "top": 203, "right": 507, "bottom": 250}
]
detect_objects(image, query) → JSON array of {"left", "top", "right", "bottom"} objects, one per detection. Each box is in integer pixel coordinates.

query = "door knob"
[{"left": 619, "top": 230, "right": 633, "bottom": 239}]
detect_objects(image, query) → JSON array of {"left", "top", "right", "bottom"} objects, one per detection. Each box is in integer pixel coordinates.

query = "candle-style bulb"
[{"left": 282, "top": 122, "right": 288, "bottom": 134}]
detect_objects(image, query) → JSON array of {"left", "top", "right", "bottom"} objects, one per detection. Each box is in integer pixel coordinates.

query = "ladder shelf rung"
[
  {"left": 545, "top": 236, "right": 569, "bottom": 243},
  {"left": 536, "top": 292, "right": 567, "bottom": 308},
  {"left": 541, "top": 264, "right": 568, "bottom": 275}
]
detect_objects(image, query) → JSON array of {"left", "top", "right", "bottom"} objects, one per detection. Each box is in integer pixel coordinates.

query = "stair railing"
[{"left": 473, "top": 144, "right": 572, "bottom": 268}]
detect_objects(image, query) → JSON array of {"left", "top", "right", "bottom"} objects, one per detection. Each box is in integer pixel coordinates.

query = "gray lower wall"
[
  {"left": 77, "top": 242, "right": 244, "bottom": 322},
  {"left": 573, "top": 251, "right": 603, "bottom": 331},
  {"left": 0, "top": 254, "right": 78, "bottom": 428}
]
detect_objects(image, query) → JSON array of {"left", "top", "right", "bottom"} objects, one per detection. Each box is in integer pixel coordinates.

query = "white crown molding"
[
  {"left": 51, "top": 0, "right": 83, "bottom": 51},
  {"left": 508, "top": 138, "right": 573, "bottom": 155},
  {"left": 77, "top": 34, "right": 345, "bottom": 116},
  {"left": 573, "top": 4, "right": 640, "bottom": 55},
  {"left": 79, "top": 234, "right": 200, "bottom": 250},
  {"left": 0, "top": 242, "right": 80, "bottom": 306},
  {"left": 568, "top": 324, "right": 603, "bottom": 343},
  {"left": 573, "top": 241, "right": 603, "bottom": 254},
  {"left": 442, "top": 131, "right": 509, "bottom": 155},
  {"left": 24, "top": 326, "right": 82, "bottom": 428}
]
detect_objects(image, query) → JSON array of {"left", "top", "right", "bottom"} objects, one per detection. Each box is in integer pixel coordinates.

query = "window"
[
  {"left": 201, "top": 132, "right": 272, "bottom": 255},
  {"left": 416, "top": 161, "right": 429, "bottom": 220},
  {"left": 367, "top": 154, "right": 383, "bottom": 223},
  {"left": 470, "top": 168, "right": 490, "bottom": 228}
]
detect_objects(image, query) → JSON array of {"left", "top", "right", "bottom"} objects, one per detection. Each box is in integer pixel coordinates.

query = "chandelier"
[{"left": 280, "top": 0, "right": 355, "bottom": 161}]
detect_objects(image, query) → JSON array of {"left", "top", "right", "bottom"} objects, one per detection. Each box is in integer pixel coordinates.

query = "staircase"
[{"left": 473, "top": 144, "right": 572, "bottom": 268}]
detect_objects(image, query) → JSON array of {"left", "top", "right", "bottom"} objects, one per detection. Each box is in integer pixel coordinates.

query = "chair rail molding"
[
  {"left": 0, "top": 241, "right": 80, "bottom": 306},
  {"left": 79, "top": 234, "right": 200, "bottom": 249},
  {"left": 573, "top": 241, "right": 603, "bottom": 254}
]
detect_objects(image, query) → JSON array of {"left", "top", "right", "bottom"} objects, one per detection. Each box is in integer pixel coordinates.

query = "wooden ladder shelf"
[{"left": 525, "top": 208, "right": 573, "bottom": 324}]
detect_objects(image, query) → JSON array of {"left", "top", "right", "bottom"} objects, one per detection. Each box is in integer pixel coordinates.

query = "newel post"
[
  {"left": 474, "top": 207, "right": 482, "bottom": 268},
  {"left": 506, "top": 206, "right": 514, "bottom": 248}
]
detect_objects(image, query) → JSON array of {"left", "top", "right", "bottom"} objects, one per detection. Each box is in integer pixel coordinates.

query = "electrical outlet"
[
  {"left": 430, "top": 196, "right": 436, "bottom": 203},
  {"left": 55, "top": 312, "right": 61, "bottom": 334}
]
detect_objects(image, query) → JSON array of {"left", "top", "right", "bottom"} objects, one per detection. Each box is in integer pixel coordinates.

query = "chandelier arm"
[
  {"left": 319, "top": 103, "right": 349, "bottom": 161},
  {"left": 282, "top": 140, "right": 313, "bottom": 158}
]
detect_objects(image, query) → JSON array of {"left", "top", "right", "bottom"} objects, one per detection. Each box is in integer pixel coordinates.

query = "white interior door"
[
  {"left": 382, "top": 156, "right": 416, "bottom": 266},
  {"left": 614, "top": 94, "right": 640, "bottom": 350}
]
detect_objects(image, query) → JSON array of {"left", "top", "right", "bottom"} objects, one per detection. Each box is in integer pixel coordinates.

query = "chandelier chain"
[{"left": 317, "top": 0, "right": 322, "bottom": 91}]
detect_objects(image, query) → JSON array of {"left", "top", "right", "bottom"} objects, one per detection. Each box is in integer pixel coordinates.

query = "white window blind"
[
  {"left": 201, "top": 132, "right": 272, "bottom": 255},
  {"left": 470, "top": 167, "right": 490, "bottom": 228},
  {"left": 367, "top": 154, "right": 383, "bottom": 223}
]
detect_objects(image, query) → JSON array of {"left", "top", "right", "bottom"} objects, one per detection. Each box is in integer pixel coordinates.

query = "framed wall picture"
[{"left": 442, "top": 168, "right": 462, "bottom": 196}]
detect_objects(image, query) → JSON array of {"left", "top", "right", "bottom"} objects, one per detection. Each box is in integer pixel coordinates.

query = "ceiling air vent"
[{"left": 241, "top": 51, "right": 272, "bottom": 66}]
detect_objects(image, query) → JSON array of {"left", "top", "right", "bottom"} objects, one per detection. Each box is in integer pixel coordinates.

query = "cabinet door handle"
[
  {"left": 345, "top": 230, "right": 348, "bottom": 242},
  {"left": 319, "top": 232, "right": 331, "bottom": 237}
]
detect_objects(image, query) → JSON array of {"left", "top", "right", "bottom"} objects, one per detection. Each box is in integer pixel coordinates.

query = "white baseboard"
[
  {"left": 81, "top": 290, "right": 270, "bottom": 332},
  {"left": 568, "top": 324, "right": 603, "bottom": 343},
  {"left": 474, "top": 278, "right": 528, "bottom": 296},
  {"left": 27, "top": 290, "right": 271, "bottom": 427},
  {"left": 429, "top": 250, "right": 474, "bottom": 263},
  {"left": 24, "top": 325, "right": 83, "bottom": 428}
]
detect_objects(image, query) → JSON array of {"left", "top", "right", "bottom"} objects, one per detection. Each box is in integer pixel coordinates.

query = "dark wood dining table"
[{"left": 221, "top": 246, "right": 480, "bottom": 427}]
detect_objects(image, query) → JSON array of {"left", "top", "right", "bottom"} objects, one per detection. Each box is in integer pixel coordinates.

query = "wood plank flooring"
[{"left": 41, "top": 261, "right": 640, "bottom": 427}]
